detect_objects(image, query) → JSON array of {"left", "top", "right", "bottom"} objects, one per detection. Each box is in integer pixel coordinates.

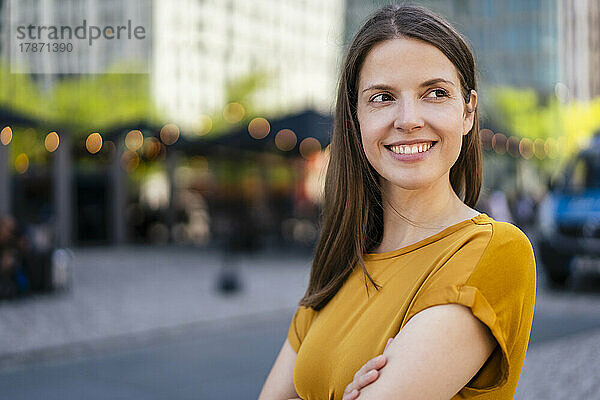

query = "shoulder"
[
  {"left": 487, "top": 217, "right": 532, "bottom": 246},
  {"left": 470, "top": 214, "right": 534, "bottom": 259},
  {"left": 468, "top": 217, "right": 536, "bottom": 289},
  {"left": 291, "top": 305, "right": 318, "bottom": 330},
  {"left": 288, "top": 305, "right": 319, "bottom": 352}
]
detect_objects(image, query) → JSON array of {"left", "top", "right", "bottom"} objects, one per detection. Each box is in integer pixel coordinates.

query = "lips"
[
  {"left": 384, "top": 139, "right": 438, "bottom": 147},
  {"left": 384, "top": 140, "right": 437, "bottom": 160},
  {"left": 384, "top": 141, "right": 437, "bottom": 155}
]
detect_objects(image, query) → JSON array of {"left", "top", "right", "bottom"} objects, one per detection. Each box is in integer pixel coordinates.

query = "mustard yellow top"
[{"left": 288, "top": 213, "right": 536, "bottom": 400}]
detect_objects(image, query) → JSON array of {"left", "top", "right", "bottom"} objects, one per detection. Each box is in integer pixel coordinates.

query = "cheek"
[
  {"left": 357, "top": 114, "right": 374, "bottom": 148},
  {"left": 426, "top": 107, "right": 464, "bottom": 140},
  {"left": 358, "top": 112, "right": 389, "bottom": 145}
]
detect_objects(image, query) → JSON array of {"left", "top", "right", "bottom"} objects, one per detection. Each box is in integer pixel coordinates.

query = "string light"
[
  {"left": 275, "top": 129, "right": 297, "bottom": 151},
  {"left": 45, "top": 131, "right": 59, "bottom": 152},
  {"left": 86, "top": 132, "right": 103, "bottom": 154}
]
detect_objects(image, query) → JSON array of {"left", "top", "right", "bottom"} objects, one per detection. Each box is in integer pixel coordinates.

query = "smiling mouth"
[{"left": 384, "top": 141, "right": 437, "bottom": 155}]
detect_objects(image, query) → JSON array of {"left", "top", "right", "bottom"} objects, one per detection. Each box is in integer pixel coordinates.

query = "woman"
[{"left": 259, "top": 4, "right": 536, "bottom": 400}]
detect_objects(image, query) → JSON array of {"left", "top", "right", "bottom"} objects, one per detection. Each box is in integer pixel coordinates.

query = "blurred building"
[
  {"left": 344, "top": 0, "right": 559, "bottom": 96},
  {"left": 0, "top": 0, "right": 345, "bottom": 248},
  {"left": 346, "top": 0, "right": 600, "bottom": 102},
  {"left": 2, "top": 0, "right": 346, "bottom": 130},
  {"left": 152, "top": 0, "right": 346, "bottom": 131},
  {"left": 558, "top": 0, "right": 600, "bottom": 101},
  {"left": 0, "top": 0, "right": 152, "bottom": 78}
]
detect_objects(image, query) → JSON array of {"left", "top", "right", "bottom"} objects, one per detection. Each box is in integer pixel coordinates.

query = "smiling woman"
[
  {"left": 259, "top": 5, "right": 536, "bottom": 400},
  {"left": 357, "top": 36, "right": 477, "bottom": 213}
]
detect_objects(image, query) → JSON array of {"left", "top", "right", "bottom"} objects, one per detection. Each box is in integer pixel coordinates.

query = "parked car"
[{"left": 537, "top": 133, "right": 600, "bottom": 287}]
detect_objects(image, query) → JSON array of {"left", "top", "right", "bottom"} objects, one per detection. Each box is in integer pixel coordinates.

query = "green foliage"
[
  {"left": 0, "top": 63, "right": 48, "bottom": 120},
  {"left": 489, "top": 86, "right": 600, "bottom": 172},
  {"left": 489, "top": 86, "right": 559, "bottom": 140},
  {"left": 0, "top": 59, "right": 159, "bottom": 138},
  {"left": 561, "top": 97, "right": 600, "bottom": 143},
  {"left": 48, "top": 72, "right": 158, "bottom": 134},
  {"left": 199, "top": 70, "right": 270, "bottom": 138},
  {"left": 9, "top": 127, "right": 48, "bottom": 166},
  {"left": 225, "top": 71, "right": 269, "bottom": 106}
]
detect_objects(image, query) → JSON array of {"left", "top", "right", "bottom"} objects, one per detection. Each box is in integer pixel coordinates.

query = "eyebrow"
[{"left": 361, "top": 78, "right": 456, "bottom": 93}]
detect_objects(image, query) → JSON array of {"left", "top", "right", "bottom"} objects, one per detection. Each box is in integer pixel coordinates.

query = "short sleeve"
[
  {"left": 287, "top": 305, "right": 318, "bottom": 353},
  {"left": 403, "top": 221, "right": 536, "bottom": 394}
]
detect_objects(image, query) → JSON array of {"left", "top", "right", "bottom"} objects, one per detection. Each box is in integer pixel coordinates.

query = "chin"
[{"left": 382, "top": 174, "right": 436, "bottom": 191}]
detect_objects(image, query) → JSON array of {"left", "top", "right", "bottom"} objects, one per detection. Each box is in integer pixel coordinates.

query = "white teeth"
[{"left": 388, "top": 142, "right": 433, "bottom": 155}]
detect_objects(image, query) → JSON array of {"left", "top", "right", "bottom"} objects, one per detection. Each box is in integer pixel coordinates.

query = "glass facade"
[{"left": 344, "top": 0, "right": 559, "bottom": 96}]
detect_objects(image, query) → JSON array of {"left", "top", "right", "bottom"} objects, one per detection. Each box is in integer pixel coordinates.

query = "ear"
[{"left": 462, "top": 89, "right": 477, "bottom": 136}]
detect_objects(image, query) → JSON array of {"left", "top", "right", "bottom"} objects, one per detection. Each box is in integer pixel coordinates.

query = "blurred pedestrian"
[
  {"left": 0, "top": 215, "right": 29, "bottom": 298},
  {"left": 514, "top": 191, "right": 537, "bottom": 228},
  {"left": 260, "top": 5, "right": 535, "bottom": 400},
  {"left": 487, "top": 190, "right": 514, "bottom": 224}
]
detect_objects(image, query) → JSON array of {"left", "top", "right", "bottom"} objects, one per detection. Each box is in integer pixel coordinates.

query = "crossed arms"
[{"left": 259, "top": 303, "right": 496, "bottom": 400}]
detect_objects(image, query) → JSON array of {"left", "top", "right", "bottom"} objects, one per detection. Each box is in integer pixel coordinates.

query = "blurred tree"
[
  {"left": 561, "top": 98, "right": 600, "bottom": 146},
  {"left": 200, "top": 70, "right": 269, "bottom": 137},
  {"left": 490, "top": 87, "right": 555, "bottom": 140},
  {"left": 0, "top": 61, "right": 159, "bottom": 139},
  {"left": 490, "top": 86, "right": 600, "bottom": 172},
  {"left": 0, "top": 63, "right": 47, "bottom": 120},
  {"left": 48, "top": 72, "right": 158, "bottom": 136}
]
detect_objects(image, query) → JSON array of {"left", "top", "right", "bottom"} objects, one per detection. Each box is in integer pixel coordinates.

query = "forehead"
[{"left": 358, "top": 38, "right": 460, "bottom": 89}]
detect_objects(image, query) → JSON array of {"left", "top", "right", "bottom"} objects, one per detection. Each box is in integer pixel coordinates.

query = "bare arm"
[
  {"left": 258, "top": 338, "right": 300, "bottom": 400},
  {"left": 356, "top": 304, "right": 496, "bottom": 399}
]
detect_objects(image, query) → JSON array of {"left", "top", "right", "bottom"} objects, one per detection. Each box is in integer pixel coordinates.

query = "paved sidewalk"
[
  {"left": 0, "top": 246, "right": 311, "bottom": 362},
  {"left": 517, "top": 328, "right": 600, "bottom": 399}
]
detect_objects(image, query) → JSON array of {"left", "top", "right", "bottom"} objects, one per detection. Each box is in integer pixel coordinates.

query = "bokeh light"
[
  {"left": 544, "top": 137, "right": 558, "bottom": 159},
  {"left": 86, "top": 132, "right": 103, "bottom": 154},
  {"left": 125, "top": 130, "right": 144, "bottom": 151},
  {"left": 507, "top": 136, "right": 520, "bottom": 158},
  {"left": 195, "top": 115, "right": 213, "bottom": 136},
  {"left": 121, "top": 150, "right": 140, "bottom": 171},
  {"left": 533, "top": 138, "right": 546, "bottom": 160},
  {"left": 519, "top": 137, "right": 534, "bottom": 159},
  {"left": 190, "top": 155, "right": 208, "bottom": 171},
  {"left": 223, "top": 102, "right": 245, "bottom": 123},
  {"left": 479, "top": 128, "right": 493, "bottom": 151},
  {"left": 15, "top": 153, "right": 29, "bottom": 174},
  {"left": 554, "top": 82, "right": 569, "bottom": 103},
  {"left": 160, "top": 123, "right": 180, "bottom": 145},
  {"left": 1, "top": 127, "right": 12, "bottom": 145},
  {"left": 299, "top": 137, "right": 321, "bottom": 159},
  {"left": 143, "top": 137, "right": 161, "bottom": 160},
  {"left": 248, "top": 117, "right": 270, "bottom": 139},
  {"left": 45, "top": 131, "right": 60, "bottom": 152},
  {"left": 275, "top": 129, "right": 297, "bottom": 151},
  {"left": 492, "top": 133, "right": 507, "bottom": 155}
]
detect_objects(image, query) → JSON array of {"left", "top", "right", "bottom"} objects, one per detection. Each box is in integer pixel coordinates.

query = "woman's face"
[{"left": 356, "top": 38, "right": 477, "bottom": 192}]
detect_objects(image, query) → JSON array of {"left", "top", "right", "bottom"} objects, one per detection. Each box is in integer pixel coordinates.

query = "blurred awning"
[
  {"left": 180, "top": 109, "right": 332, "bottom": 158},
  {"left": 99, "top": 109, "right": 332, "bottom": 159},
  {"left": 0, "top": 106, "right": 41, "bottom": 127}
]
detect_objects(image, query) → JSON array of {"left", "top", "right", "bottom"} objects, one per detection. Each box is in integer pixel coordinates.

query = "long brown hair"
[{"left": 299, "top": 4, "right": 483, "bottom": 311}]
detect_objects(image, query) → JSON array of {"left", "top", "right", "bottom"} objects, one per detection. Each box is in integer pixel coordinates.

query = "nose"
[{"left": 393, "top": 98, "right": 424, "bottom": 132}]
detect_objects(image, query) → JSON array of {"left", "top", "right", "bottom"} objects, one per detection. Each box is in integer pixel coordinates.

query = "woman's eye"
[
  {"left": 370, "top": 93, "right": 394, "bottom": 102},
  {"left": 425, "top": 89, "right": 449, "bottom": 99}
]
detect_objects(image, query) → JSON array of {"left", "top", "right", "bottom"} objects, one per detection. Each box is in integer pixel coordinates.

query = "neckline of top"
[{"left": 362, "top": 213, "right": 490, "bottom": 261}]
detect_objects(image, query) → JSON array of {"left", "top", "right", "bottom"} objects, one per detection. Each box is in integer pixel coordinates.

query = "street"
[{"left": 0, "top": 246, "right": 599, "bottom": 399}]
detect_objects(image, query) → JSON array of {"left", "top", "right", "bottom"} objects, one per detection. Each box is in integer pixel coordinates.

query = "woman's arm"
[
  {"left": 355, "top": 304, "right": 496, "bottom": 399},
  {"left": 258, "top": 338, "right": 300, "bottom": 400}
]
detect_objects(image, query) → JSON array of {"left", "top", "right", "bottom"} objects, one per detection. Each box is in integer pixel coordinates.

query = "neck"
[{"left": 374, "top": 174, "right": 476, "bottom": 253}]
